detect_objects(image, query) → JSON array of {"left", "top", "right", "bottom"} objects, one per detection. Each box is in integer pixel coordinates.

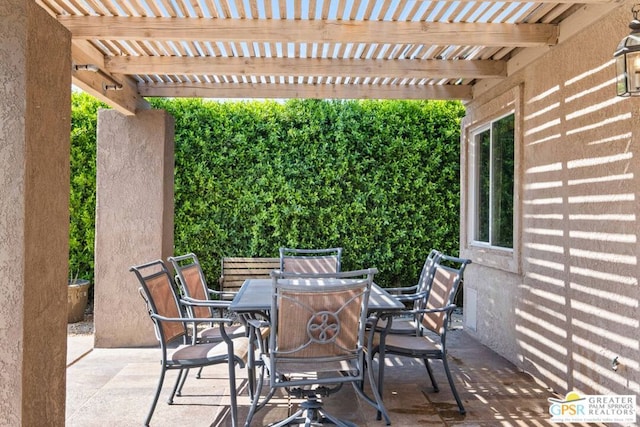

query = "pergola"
[
  {"left": 37, "top": 0, "right": 620, "bottom": 113},
  {"left": 3, "top": 1, "right": 633, "bottom": 425}
]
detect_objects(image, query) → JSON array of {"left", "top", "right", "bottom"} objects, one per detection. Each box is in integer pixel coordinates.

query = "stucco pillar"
[
  {"left": 94, "top": 109, "right": 174, "bottom": 347},
  {"left": 0, "top": 2, "right": 71, "bottom": 425}
]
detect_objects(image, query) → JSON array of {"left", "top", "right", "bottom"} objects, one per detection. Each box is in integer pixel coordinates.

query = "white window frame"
[
  {"left": 469, "top": 113, "right": 515, "bottom": 249},
  {"left": 460, "top": 86, "right": 521, "bottom": 274}
]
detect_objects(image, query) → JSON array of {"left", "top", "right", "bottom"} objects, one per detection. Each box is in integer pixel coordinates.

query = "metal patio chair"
[
  {"left": 374, "top": 249, "right": 443, "bottom": 336},
  {"left": 167, "top": 253, "right": 249, "bottom": 391},
  {"left": 279, "top": 247, "right": 342, "bottom": 274},
  {"left": 130, "top": 259, "right": 250, "bottom": 427},
  {"left": 168, "top": 253, "right": 245, "bottom": 344},
  {"left": 370, "top": 256, "right": 471, "bottom": 415},
  {"left": 244, "top": 268, "right": 390, "bottom": 426}
]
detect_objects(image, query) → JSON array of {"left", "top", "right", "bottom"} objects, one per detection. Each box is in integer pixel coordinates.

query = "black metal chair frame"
[
  {"left": 370, "top": 256, "right": 471, "bottom": 416},
  {"left": 376, "top": 249, "right": 443, "bottom": 336},
  {"left": 130, "top": 259, "right": 249, "bottom": 427},
  {"left": 244, "top": 268, "right": 390, "bottom": 427},
  {"left": 167, "top": 252, "right": 250, "bottom": 395},
  {"left": 168, "top": 252, "right": 245, "bottom": 344}
]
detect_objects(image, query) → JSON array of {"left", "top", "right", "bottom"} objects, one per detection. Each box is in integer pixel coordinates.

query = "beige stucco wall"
[
  {"left": 462, "top": 2, "right": 640, "bottom": 401},
  {"left": 0, "top": 2, "right": 71, "bottom": 425},
  {"left": 94, "top": 109, "right": 175, "bottom": 347}
]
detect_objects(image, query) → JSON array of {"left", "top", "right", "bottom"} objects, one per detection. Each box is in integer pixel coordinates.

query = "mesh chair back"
[
  {"left": 281, "top": 256, "right": 340, "bottom": 274},
  {"left": 415, "top": 249, "right": 443, "bottom": 308},
  {"left": 277, "top": 286, "right": 363, "bottom": 359},
  {"left": 173, "top": 257, "right": 213, "bottom": 318},
  {"left": 244, "top": 268, "right": 388, "bottom": 426},
  {"left": 269, "top": 269, "right": 374, "bottom": 373},
  {"left": 279, "top": 247, "right": 342, "bottom": 274},
  {"left": 133, "top": 261, "right": 186, "bottom": 344},
  {"left": 421, "top": 256, "right": 470, "bottom": 334},
  {"left": 421, "top": 265, "right": 456, "bottom": 333}
]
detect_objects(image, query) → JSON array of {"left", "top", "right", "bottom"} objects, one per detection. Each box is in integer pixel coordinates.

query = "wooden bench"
[{"left": 219, "top": 257, "right": 281, "bottom": 295}]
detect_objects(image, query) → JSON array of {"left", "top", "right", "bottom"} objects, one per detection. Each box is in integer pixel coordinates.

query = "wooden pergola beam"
[
  {"left": 107, "top": 56, "right": 507, "bottom": 79},
  {"left": 59, "top": 16, "right": 558, "bottom": 47},
  {"left": 137, "top": 81, "right": 473, "bottom": 100},
  {"left": 71, "top": 40, "right": 149, "bottom": 115}
]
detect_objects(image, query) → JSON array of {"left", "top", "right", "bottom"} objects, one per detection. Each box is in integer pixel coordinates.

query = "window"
[
  {"left": 461, "top": 85, "right": 520, "bottom": 273},
  {"left": 473, "top": 113, "right": 514, "bottom": 249}
]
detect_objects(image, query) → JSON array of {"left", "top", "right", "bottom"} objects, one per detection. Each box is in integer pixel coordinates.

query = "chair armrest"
[
  {"left": 150, "top": 314, "right": 243, "bottom": 345},
  {"left": 245, "top": 318, "right": 270, "bottom": 355},
  {"left": 208, "top": 288, "right": 237, "bottom": 299},
  {"left": 394, "top": 290, "right": 428, "bottom": 303},
  {"left": 371, "top": 310, "right": 404, "bottom": 330},
  {"left": 385, "top": 284, "right": 419, "bottom": 295},
  {"left": 180, "top": 298, "right": 234, "bottom": 320},
  {"left": 246, "top": 318, "right": 270, "bottom": 329},
  {"left": 365, "top": 314, "right": 382, "bottom": 330},
  {"left": 414, "top": 304, "right": 457, "bottom": 315},
  {"left": 150, "top": 313, "right": 233, "bottom": 325},
  {"left": 181, "top": 297, "right": 231, "bottom": 309}
]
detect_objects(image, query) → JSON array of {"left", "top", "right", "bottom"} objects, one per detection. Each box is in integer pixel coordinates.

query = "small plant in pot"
[{"left": 68, "top": 271, "right": 91, "bottom": 323}]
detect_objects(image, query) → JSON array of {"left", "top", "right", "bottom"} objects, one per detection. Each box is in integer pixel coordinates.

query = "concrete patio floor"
[{"left": 66, "top": 323, "right": 604, "bottom": 427}]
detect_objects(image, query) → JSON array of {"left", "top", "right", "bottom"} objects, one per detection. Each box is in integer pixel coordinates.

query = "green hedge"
[
  {"left": 69, "top": 92, "right": 102, "bottom": 287},
  {"left": 70, "top": 95, "right": 464, "bottom": 290}
]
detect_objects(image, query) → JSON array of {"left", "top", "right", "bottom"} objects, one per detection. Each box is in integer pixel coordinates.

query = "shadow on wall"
[{"left": 515, "top": 52, "right": 639, "bottom": 400}]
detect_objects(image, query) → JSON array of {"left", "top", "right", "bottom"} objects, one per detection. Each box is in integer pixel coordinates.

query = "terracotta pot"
[{"left": 68, "top": 279, "right": 91, "bottom": 323}]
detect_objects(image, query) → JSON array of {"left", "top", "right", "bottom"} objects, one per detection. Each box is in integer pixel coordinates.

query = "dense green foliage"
[
  {"left": 69, "top": 92, "right": 103, "bottom": 286},
  {"left": 69, "top": 94, "right": 464, "bottom": 290},
  {"left": 151, "top": 98, "right": 464, "bottom": 287}
]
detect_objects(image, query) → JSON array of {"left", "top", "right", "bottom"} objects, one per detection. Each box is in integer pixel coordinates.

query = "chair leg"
[
  {"left": 247, "top": 322, "right": 270, "bottom": 400},
  {"left": 247, "top": 363, "right": 256, "bottom": 400},
  {"left": 196, "top": 366, "right": 204, "bottom": 379},
  {"left": 227, "top": 359, "right": 239, "bottom": 427},
  {"left": 269, "top": 408, "right": 305, "bottom": 427},
  {"left": 244, "top": 364, "right": 276, "bottom": 427},
  {"left": 268, "top": 396, "right": 357, "bottom": 427},
  {"left": 359, "top": 357, "right": 367, "bottom": 392},
  {"left": 442, "top": 355, "right": 465, "bottom": 415},
  {"left": 247, "top": 334, "right": 257, "bottom": 399},
  {"left": 364, "top": 348, "right": 391, "bottom": 425},
  {"left": 372, "top": 345, "right": 387, "bottom": 422},
  {"left": 170, "top": 369, "right": 187, "bottom": 403},
  {"left": 178, "top": 367, "right": 192, "bottom": 396},
  {"left": 317, "top": 408, "right": 358, "bottom": 427},
  {"left": 145, "top": 367, "right": 167, "bottom": 426},
  {"left": 423, "top": 358, "right": 439, "bottom": 392}
]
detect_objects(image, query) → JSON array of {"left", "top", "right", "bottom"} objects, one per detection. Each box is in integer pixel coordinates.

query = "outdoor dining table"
[
  {"left": 229, "top": 277, "right": 405, "bottom": 425},
  {"left": 229, "top": 278, "right": 404, "bottom": 314}
]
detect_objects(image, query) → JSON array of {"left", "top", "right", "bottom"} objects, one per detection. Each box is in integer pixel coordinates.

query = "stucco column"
[
  {"left": 0, "top": 3, "right": 71, "bottom": 425},
  {"left": 94, "top": 109, "right": 174, "bottom": 347}
]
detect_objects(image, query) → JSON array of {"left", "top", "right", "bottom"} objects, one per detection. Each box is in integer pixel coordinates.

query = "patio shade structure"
[
  {"left": 36, "top": 0, "right": 621, "bottom": 115},
  {"left": 6, "top": 1, "right": 638, "bottom": 426}
]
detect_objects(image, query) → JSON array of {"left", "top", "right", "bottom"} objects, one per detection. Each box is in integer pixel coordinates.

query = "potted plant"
[{"left": 68, "top": 271, "right": 91, "bottom": 323}]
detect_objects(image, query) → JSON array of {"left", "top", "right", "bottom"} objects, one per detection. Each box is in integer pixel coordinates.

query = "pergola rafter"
[{"left": 33, "top": 0, "right": 623, "bottom": 114}]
